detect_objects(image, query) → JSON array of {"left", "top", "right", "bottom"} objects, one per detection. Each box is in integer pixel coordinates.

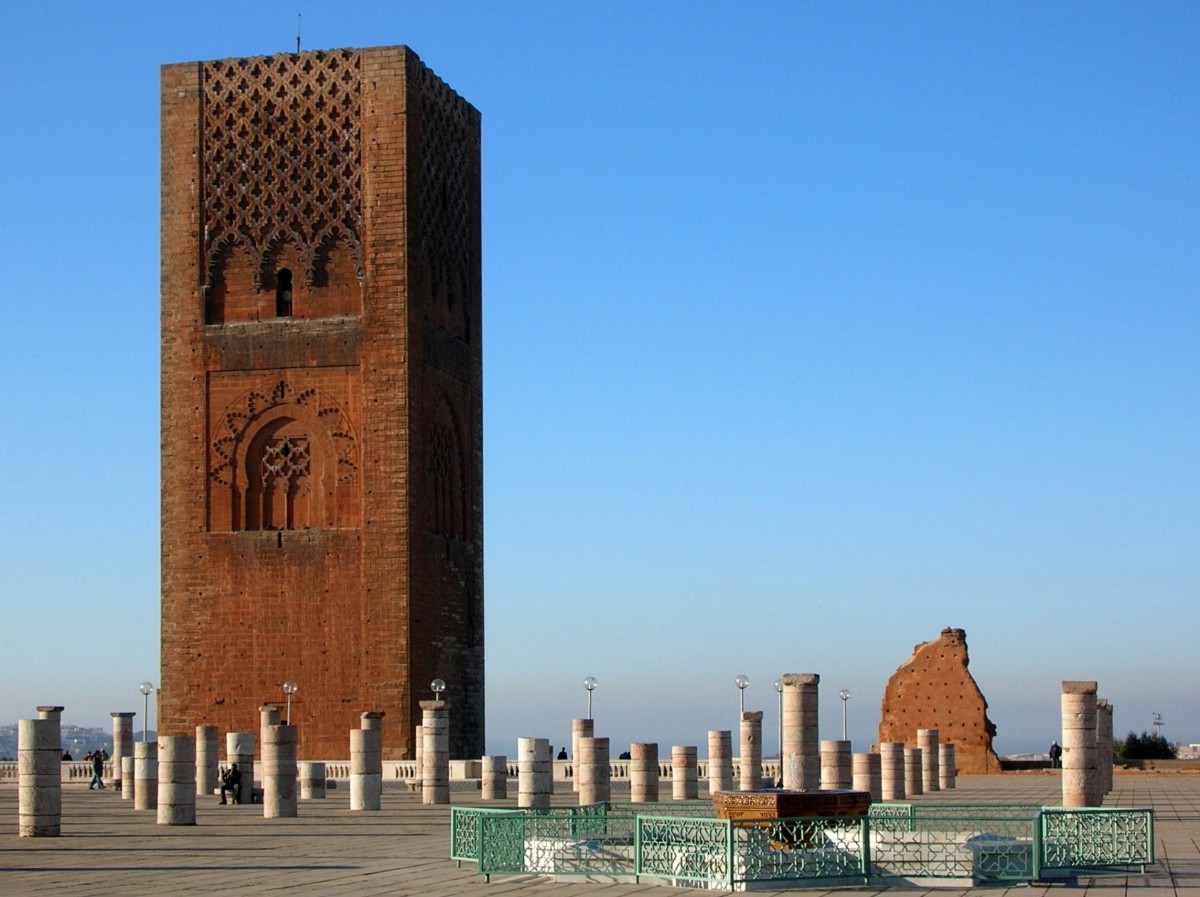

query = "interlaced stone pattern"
[{"left": 201, "top": 49, "right": 363, "bottom": 290}]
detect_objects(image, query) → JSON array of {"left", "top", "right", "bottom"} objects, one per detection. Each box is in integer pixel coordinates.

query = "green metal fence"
[
  {"left": 452, "top": 802, "right": 1155, "bottom": 887},
  {"left": 1039, "top": 807, "right": 1154, "bottom": 874}
]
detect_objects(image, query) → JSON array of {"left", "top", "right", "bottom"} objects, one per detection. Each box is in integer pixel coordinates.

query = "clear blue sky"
[{"left": 1, "top": 2, "right": 1196, "bottom": 757}]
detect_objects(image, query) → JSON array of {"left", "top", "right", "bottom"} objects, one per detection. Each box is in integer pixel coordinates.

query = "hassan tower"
[{"left": 159, "top": 46, "right": 483, "bottom": 759}]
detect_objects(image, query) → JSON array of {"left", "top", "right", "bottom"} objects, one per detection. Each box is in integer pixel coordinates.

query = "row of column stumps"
[{"left": 1061, "top": 681, "right": 1114, "bottom": 807}]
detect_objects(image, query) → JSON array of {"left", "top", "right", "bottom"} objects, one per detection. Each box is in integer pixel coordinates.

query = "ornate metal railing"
[
  {"left": 452, "top": 802, "right": 1155, "bottom": 887},
  {"left": 636, "top": 814, "right": 732, "bottom": 886},
  {"left": 1039, "top": 808, "right": 1154, "bottom": 874}
]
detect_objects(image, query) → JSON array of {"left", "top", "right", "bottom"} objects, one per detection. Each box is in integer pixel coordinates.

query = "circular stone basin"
[{"left": 712, "top": 788, "right": 872, "bottom": 822}]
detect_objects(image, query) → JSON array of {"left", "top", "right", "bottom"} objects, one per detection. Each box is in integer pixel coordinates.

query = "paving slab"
[{"left": 1, "top": 774, "right": 1196, "bottom": 895}]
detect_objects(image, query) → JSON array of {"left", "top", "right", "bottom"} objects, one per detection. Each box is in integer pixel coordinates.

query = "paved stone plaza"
[{"left": 1, "top": 774, "right": 1197, "bottom": 896}]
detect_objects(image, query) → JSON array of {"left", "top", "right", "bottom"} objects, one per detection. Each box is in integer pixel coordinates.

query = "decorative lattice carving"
[
  {"left": 201, "top": 50, "right": 363, "bottom": 290},
  {"left": 209, "top": 380, "right": 358, "bottom": 487},
  {"left": 411, "top": 62, "right": 476, "bottom": 329},
  {"left": 262, "top": 436, "right": 310, "bottom": 483}
]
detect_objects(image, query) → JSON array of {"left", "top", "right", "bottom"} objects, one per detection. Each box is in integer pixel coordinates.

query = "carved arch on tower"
[{"left": 208, "top": 380, "right": 359, "bottom": 531}]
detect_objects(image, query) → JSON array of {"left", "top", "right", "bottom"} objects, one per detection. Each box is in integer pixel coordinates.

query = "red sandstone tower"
[{"left": 160, "top": 46, "right": 483, "bottom": 759}]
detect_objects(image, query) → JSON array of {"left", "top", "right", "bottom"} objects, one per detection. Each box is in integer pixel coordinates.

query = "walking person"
[{"left": 89, "top": 750, "right": 106, "bottom": 789}]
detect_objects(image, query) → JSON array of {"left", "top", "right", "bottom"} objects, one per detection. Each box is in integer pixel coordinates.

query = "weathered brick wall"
[
  {"left": 876, "top": 628, "right": 1002, "bottom": 774},
  {"left": 160, "top": 46, "right": 483, "bottom": 760}
]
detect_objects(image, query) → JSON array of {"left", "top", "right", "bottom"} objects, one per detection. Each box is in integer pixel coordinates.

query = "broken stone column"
[
  {"left": 157, "top": 735, "right": 196, "bottom": 825},
  {"left": 226, "top": 732, "right": 254, "bottom": 804},
  {"left": 904, "top": 746, "right": 923, "bottom": 796},
  {"left": 18, "top": 706, "right": 63, "bottom": 837},
  {"left": 630, "top": 742, "right": 660, "bottom": 802},
  {"left": 852, "top": 752, "right": 882, "bottom": 801},
  {"left": 917, "top": 729, "right": 940, "bottom": 792},
  {"left": 672, "top": 745, "right": 698, "bottom": 800},
  {"left": 517, "top": 737, "right": 551, "bottom": 808},
  {"left": 351, "top": 712, "right": 384, "bottom": 811},
  {"left": 111, "top": 712, "right": 135, "bottom": 794},
  {"left": 820, "top": 740, "right": 851, "bottom": 790},
  {"left": 880, "top": 742, "right": 905, "bottom": 801},
  {"left": 421, "top": 700, "right": 449, "bottom": 805},
  {"left": 781, "top": 673, "right": 820, "bottom": 791},
  {"left": 1097, "top": 699, "right": 1114, "bottom": 796},
  {"left": 299, "top": 761, "right": 326, "bottom": 799},
  {"left": 739, "top": 712, "right": 763, "bottom": 791},
  {"left": 121, "top": 757, "right": 135, "bottom": 802},
  {"left": 134, "top": 741, "right": 158, "bottom": 811},
  {"left": 259, "top": 705, "right": 282, "bottom": 762},
  {"left": 481, "top": 755, "right": 507, "bottom": 800},
  {"left": 708, "top": 730, "right": 733, "bottom": 795},
  {"left": 938, "top": 744, "right": 956, "bottom": 790},
  {"left": 263, "top": 724, "right": 298, "bottom": 818},
  {"left": 1061, "top": 680, "right": 1098, "bottom": 808},
  {"left": 195, "top": 725, "right": 219, "bottom": 797},
  {"left": 578, "top": 736, "right": 610, "bottom": 805},
  {"left": 571, "top": 718, "right": 594, "bottom": 791}
]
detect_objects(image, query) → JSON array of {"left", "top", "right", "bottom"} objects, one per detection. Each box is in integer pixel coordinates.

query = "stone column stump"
[
  {"left": 672, "top": 745, "right": 698, "bottom": 800},
  {"left": 158, "top": 735, "right": 196, "bottom": 825},
  {"left": 578, "top": 736, "right": 610, "bottom": 805},
  {"left": 481, "top": 755, "right": 507, "bottom": 800},
  {"left": 739, "top": 712, "right": 763, "bottom": 791},
  {"left": 820, "top": 740, "right": 851, "bottom": 791},
  {"left": 1061, "top": 680, "right": 1099, "bottom": 808},
  {"left": 880, "top": 742, "right": 905, "bottom": 801},
  {"left": 707, "top": 730, "right": 733, "bottom": 796},
  {"left": 852, "top": 752, "right": 882, "bottom": 801},
  {"left": 630, "top": 743, "right": 659, "bottom": 802},
  {"left": 517, "top": 737, "right": 552, "bottom": 808},
  {"left": 938, "top": 744, "right": 956, "bottom": 790},
  {"left": 299, "top": 761, "right": 326, "bottom": 800},
  {"left": 918, "top": 729, "right": 940, "bottom": 792},
  {"left": 263, "top": 724, "right": 298, "bottom": 818},
  {"left": 134, "top": 741, "right": 159, "bottom": 811},
  {"left": 781, "top": 673, "right": 820, "bottom": 791},
  {"left": 571, "top": 718, "right": 594, "bottom": 791},
  {"left": 421, "top": 701, "right": 449, "bottom": 805},
  {"left": 226, "top": 732, "right": 254, "bottom": 804},
  {"left": 351, "top": 712, "right": 385, "bottom": 811},
  {"left": 111, "top": 712, "right": 135, "bottom": 794},
  {"left": 18, "top": 706, "right": 63, "bottom": 837},
  {"left": 195, "top": 725, "right": 219, "bottom": 796},
  {"left": 121, "top": 757, "right": 136, "bottom": 802},
  {"left": 904, "top": 746, "right": 923, "bottom": 797}
]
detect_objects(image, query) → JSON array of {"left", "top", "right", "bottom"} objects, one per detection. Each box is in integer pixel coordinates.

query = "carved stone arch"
[
  {"left": 208, "top": 379, "right": 359, "bottom": 531},
  {"left": 232, "top": 403, "right": 340, "bottom": 530}
]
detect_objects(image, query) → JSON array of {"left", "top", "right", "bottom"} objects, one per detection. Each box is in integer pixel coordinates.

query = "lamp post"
[
  {"left": 431, "top": 678, "right": 446, "bottom": 702},
  {"left": 839, "top": 689, "right": 851, "bottom": 741},
  {"left": 139, "top": 682, "right": 154, "bottom": 742},
  {"left": 282, "top": 680, "right": 298, "bottom": 724},
  {"left": 735, "top": 675, "right": 750, "bottom": 714},
  {"left": 583, "top": 677, "right": 598, "bottom": 720}
]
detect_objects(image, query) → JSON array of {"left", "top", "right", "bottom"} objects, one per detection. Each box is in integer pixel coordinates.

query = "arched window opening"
[
  {"left": 245, "top": 419, "right": 312, "bottom": 530},
  {"left": 275, "top": 268, "right": 294, "bottom": 317}
]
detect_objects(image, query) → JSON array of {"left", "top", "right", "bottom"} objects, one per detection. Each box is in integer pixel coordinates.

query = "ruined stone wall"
[
  {"left": 160, "top": 46, "right": 483, "bottom": 760},
  {"left": 876, "top": 628, "right": 1001, "bottom": 774}
]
